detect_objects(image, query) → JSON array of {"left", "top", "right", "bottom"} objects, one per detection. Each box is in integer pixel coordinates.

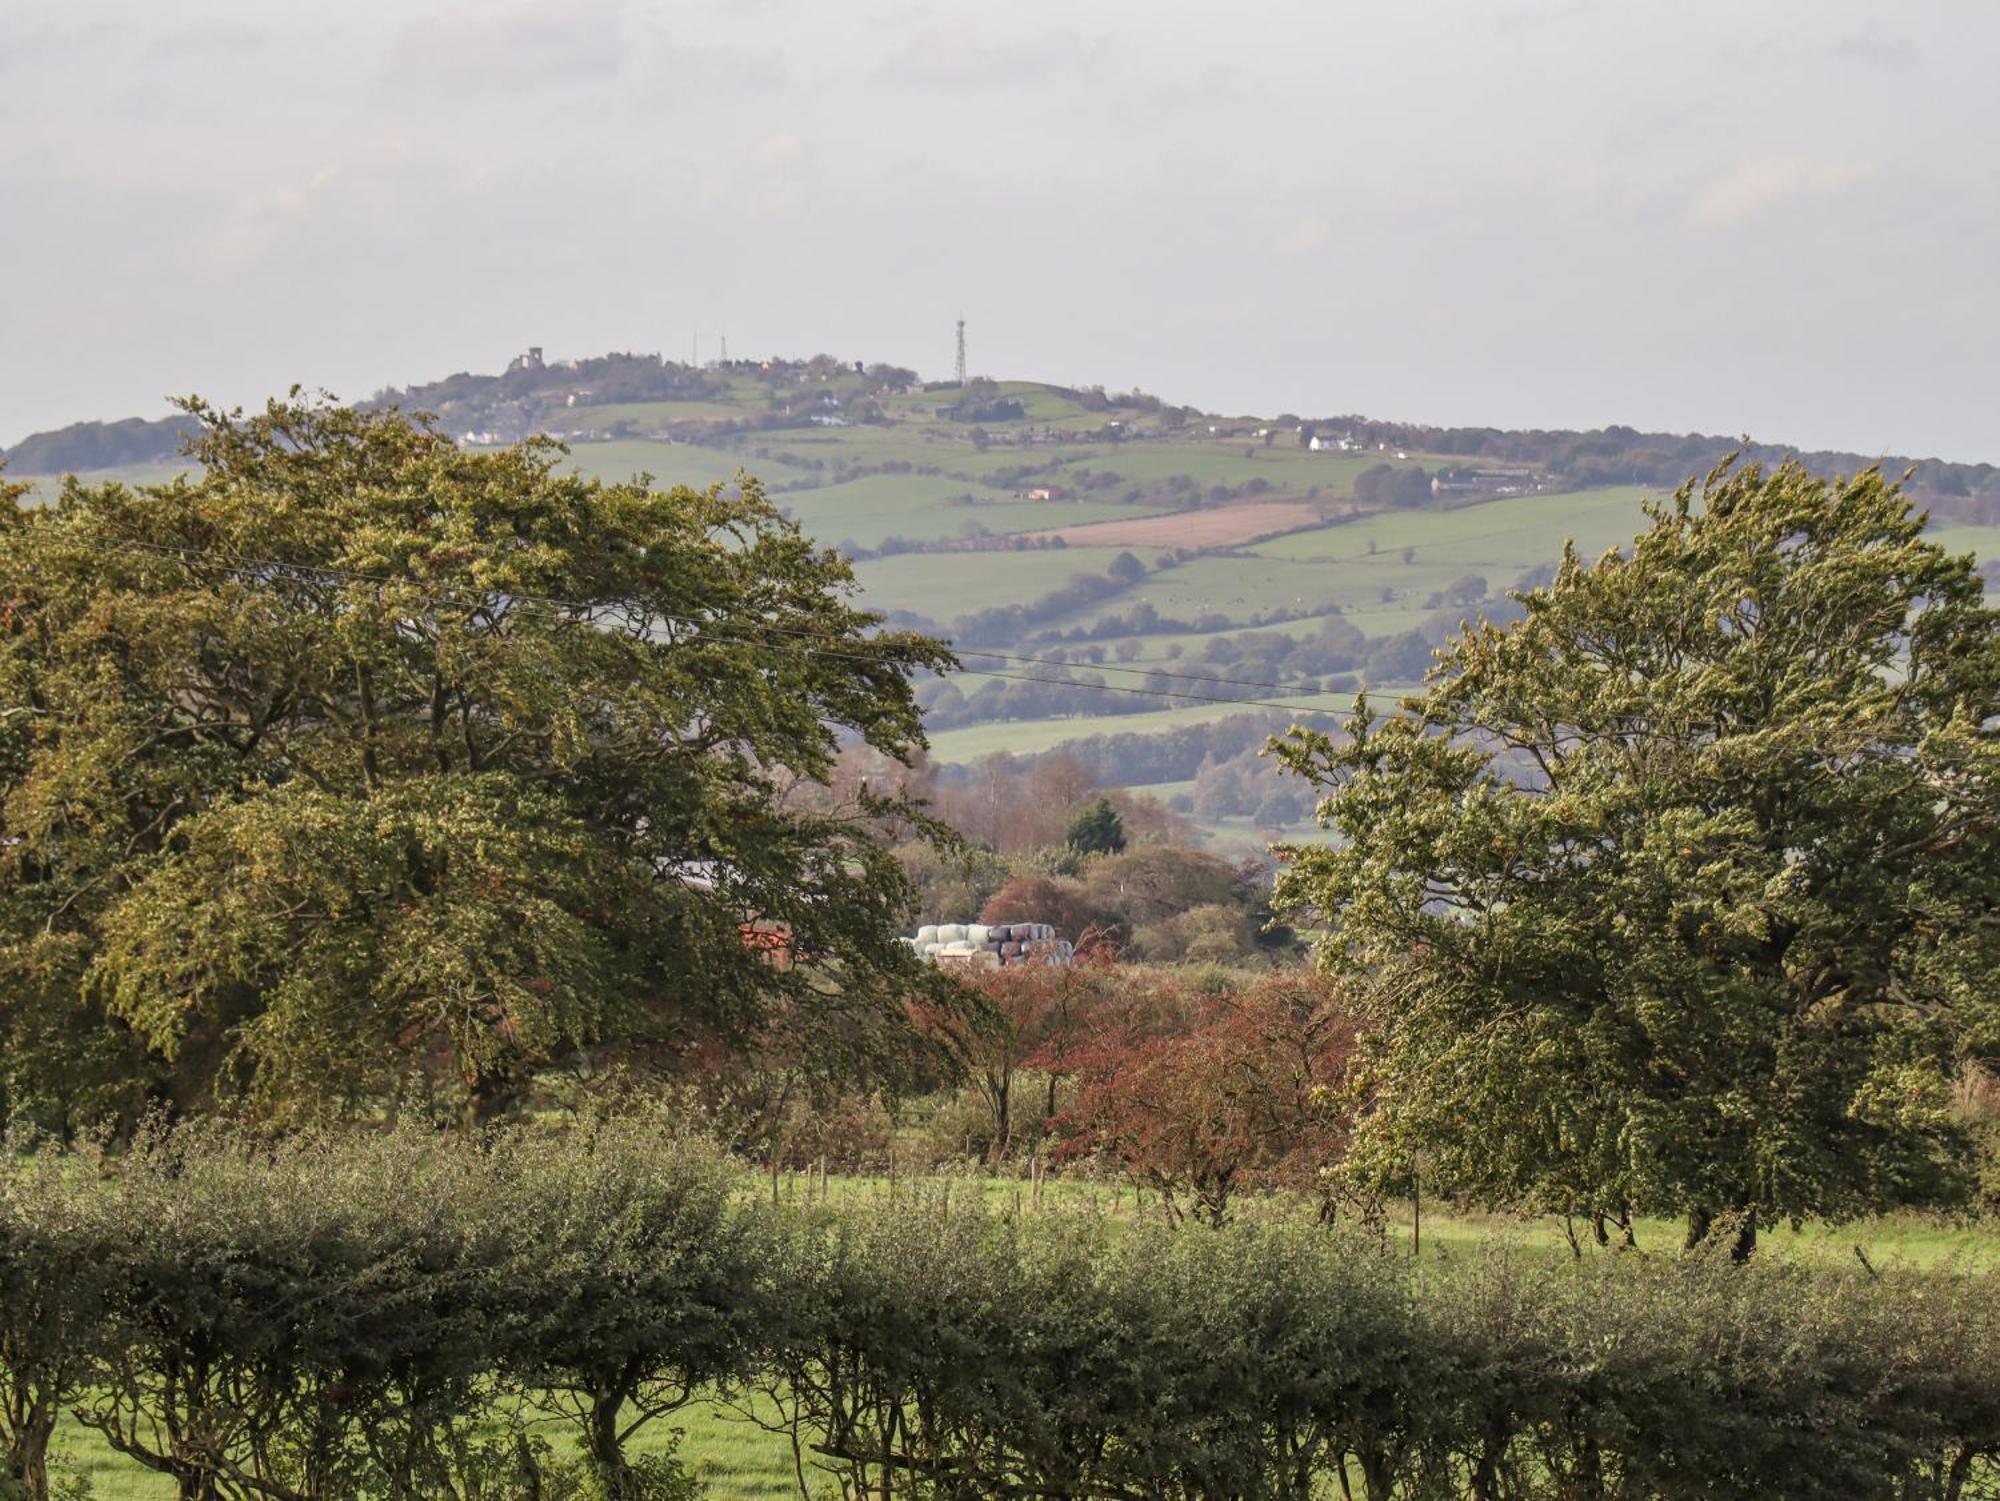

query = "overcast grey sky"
[{"left": 3, "top": 0, "right": 1996, "bottom": 460}]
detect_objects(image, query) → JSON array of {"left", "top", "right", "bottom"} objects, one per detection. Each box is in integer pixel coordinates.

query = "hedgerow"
[{"left": 5, "top": 1124, "right": 2000, "bottom": 1500}]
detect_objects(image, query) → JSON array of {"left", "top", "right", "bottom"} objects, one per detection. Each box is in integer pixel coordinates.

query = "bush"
[{"left": 11, "top": 1125, "right": 2000, "bottom": 1500}]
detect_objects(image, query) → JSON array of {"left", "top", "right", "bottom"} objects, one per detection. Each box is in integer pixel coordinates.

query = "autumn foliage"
[{"left": 1057, "top": 969, "right": 1360, "bottom": 1223}]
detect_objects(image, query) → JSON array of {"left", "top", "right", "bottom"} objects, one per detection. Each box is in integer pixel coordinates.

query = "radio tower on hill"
[{"left": 954, "top": 317, "right": 967, "bottom": 386}]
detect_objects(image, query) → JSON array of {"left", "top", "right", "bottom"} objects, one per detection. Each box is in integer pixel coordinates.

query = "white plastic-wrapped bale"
[{"left": 915, "top": 924, "right": 940, "bottom": 945}]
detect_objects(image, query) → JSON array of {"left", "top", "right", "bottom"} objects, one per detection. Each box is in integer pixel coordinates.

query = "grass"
[
  {"left": 779, "top": 475, "right": 1168, "bottom": 551},
  {"left": 557, "top": 399, "right": 753, "bottom": 426},
  {"left": 1251, "top": 486, "right": 1658, "bottom": 567},
  {"left": 921, "top": 690, "right": 1368, "bottom": 763},
  {"left": 555, "top": 439, "right": 815, "bottom": 492},
  {"left": 850, "top": 546, "right": 1132, "bottom": 621},
  {"left": 49, "top": 1390, "right": 802, "bottom": 1500},
  {"left": 15, "top": 462, "right": 191, "bottom": 505}
]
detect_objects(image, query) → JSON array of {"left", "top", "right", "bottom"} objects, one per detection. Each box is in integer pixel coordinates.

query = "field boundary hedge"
[{"left": 4, "top": 1122, "right": 1999, "bottom": 1500}]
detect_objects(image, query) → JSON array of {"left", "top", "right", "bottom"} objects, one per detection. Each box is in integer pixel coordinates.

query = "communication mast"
[{"left": 954, "top": 317, "right": 967, "bottom": 386}]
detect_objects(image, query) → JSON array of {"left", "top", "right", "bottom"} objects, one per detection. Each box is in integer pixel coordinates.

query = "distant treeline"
[
  {"left": 1320, "top": 416, "right": 2000, "bottom": 520},
  {"left": 11, "top": 352, "right": 1998, "bottom": 517},
  {"left": 991, "top": 711, "right": 1300, "bottom": 785}
]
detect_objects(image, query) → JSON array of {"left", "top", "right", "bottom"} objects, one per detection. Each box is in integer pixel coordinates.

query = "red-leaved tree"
[
  {"left": 916, "top": 934, "right": 1121, "bottom": 1158},
  {"left": 1058, "top": 970, "right": 1359, "bottom": 1223}
]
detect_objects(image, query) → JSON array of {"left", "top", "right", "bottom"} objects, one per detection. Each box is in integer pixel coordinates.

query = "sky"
[{"left": 3, "top": 0, "right": 1996, "bottom": 462}]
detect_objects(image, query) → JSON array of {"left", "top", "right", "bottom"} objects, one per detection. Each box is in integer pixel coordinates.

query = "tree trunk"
[
  {"left": 588, "top": 1387, "right": 636, "bottom": 1500},
  {"left": 1685, "top": 1206, "right": 1758, "bottom": 1260},
  {"left": 7, "top": 1405, "right": 53, "bottom": 1501},
  {"left": 1684, "top": 1206, "right": 1713, "bottom": 1251},
  {"left": 1730, "top": 1207, "right": 1758, "bottom": 1262}
]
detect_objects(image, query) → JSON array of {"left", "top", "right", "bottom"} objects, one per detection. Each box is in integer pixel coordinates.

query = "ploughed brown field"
[{"left": 1024, "top": 499, "right": 1346, "bottom": 549}]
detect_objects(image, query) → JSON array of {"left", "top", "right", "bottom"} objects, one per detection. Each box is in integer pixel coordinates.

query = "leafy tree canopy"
[
  {"left": 1274, "top": 460, "right": 2000, "bottom": 1246},
  {"left": 1066, "top": 797, "right": 1127, "bottom": 857},
  {"left": 0, "top": 396, "right": 954, "bottom": 1127}
]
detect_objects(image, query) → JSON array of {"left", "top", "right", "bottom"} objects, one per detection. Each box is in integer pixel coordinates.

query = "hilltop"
[{"left": 10, "top": 349, "right": 2000, "bottom": 852}]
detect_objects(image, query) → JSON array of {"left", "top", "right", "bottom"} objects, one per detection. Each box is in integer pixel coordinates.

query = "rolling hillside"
[{"left": 11, "top": 351, "right": 1999, "bottom": 851}]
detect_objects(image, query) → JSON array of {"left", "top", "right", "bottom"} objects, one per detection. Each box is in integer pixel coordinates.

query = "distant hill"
[
  {"left": 6, "top": 348, "right": 1997, "bottom": 517},
  {"left": 9, "top": 347, "right": 1999, "bottom": 854},
  {"left": 4, "top": 413, "right": 199, "bottom": 476}
]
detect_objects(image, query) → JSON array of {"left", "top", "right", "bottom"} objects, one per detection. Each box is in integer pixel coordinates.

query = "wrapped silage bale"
[
  {"left": 916, "top": 924, "right": 940, "bottom": 945},
  {"left": 940, "top": 924, "right": 966, "bottom": 944},
  {"left": 966, "top": 924, "right": 990, "bottom": 946},
  {"left": 990, "top": 923, "right": 1013, "bottom": 942}
]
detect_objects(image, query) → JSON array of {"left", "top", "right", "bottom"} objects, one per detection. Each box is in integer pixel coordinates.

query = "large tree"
[
  {"left": 1274, "top": 460, "right": 2000, "bottom": 1252},
  {"left": 0, "top": 397, "right": 953, "bottom": 1125}
]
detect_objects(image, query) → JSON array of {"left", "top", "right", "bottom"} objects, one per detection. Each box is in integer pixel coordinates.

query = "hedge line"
[{"left": 4, "top": 1121, "right": 1999, "bottom": 1500}]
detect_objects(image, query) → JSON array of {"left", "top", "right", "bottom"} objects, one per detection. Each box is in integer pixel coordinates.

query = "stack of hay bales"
[{"left": 903, "top": 921, "right": 1074, "bottom": 969}]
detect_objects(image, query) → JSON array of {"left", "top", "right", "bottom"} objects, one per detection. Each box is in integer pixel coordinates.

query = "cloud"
[
  {"left": 387, "top": 0, "right": 626, "bottom": 92},
  {"left": 880, "top": 22, "right": 1097, "bottom": 87},
  {"left": 0, "top": 16, "right": 117, "bottom": 75},
  {"left": 728, "top": 131, "right": 822, "bottom": 217},
  {"left": 194, "top": 165, "right": 344, "bottom": 274},
  {"left": 1275, "top": 218, "right": 1329, "bottom": 258},
  {"left": 1692, "top": 157, "right": 1875, "bottom": 228},
  {"left": 1826, "top": 22, "right": 1920, "bottom": 70},
  {"left": 145, "top": 22, "right": 268, "bottom": 62}
]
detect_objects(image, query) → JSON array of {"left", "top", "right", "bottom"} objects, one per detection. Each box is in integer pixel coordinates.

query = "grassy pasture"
[
  {"left": 557, "top": 399, "right": 752, "bottom": 426},
  {"left": 1042, "top": 442, "right": 1419, "bottom": 493},
  {"left": 851, "top": 546, "right": 1132, "bottom": 620},
  {"left": 782, "top": 476, "right": 1169, "bottom": 550},
  {"left": 921, "top": 691, "right": 1360, "bottom": 763},
  {"left": 555, "top": 439, "right": 813, "bottom": 491},
  {"left": 14, "top": 462, "right": 190, "bottom": 505},
  {"left": 1927, "top": 520, "right": 2000, "bottom": 564},
  {"left": 1252, "top": 486, "right": 1657, "bottom": 567},
  {"left": 1051, "top": 553, "right": 1421, "bottom": 629}
]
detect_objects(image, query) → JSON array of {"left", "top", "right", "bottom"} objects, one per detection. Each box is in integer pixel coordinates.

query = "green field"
[
  {"left": 852, "top": 546, "right": 1132, "bottom": 620},
  {"left": 556, "top": 439, "right": 811, "bottom": 491},
  {"left": 1252, "top": 485, "right": 1656, "bottom": 565},
  {"left": 922, "top": 690, "right": 1364, "bottom": 763},
  {"left": 560, "top": 398, "right": 752, "bottom": 426},
  {"left": 781, "top": 475, "right": 1167, "bottom": 551}
]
